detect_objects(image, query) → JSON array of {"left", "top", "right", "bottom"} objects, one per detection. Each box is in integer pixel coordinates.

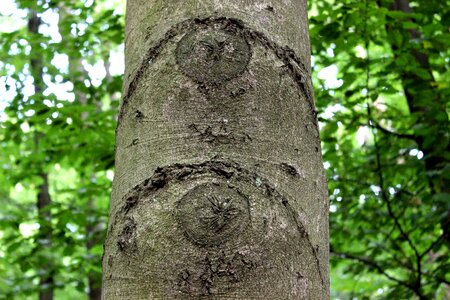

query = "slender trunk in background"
[
  {"left": 28, "top": 11, "right": 53, "bottom": 300},
  {"left": 86, "top": 209, "right": 103, "bottom": 300},
  {"left": 384, "top": 0, "right": 450, "bottom": 243},
  {"left": 69, "top": 53, "right": 103, "bottom": 300},
  {"left": 57, "top": 2, "right": 112, "bottom": 295},
  {"left": 103, "top": 0, "right": 329, "bottom": 299}
]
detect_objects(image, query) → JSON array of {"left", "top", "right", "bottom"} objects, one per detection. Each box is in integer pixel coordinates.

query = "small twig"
[
  {"left": 331, "top": 250, "right": 415, "bottom": 290},
  {"left": 371, "top": 121, "right": 416, "bottom": 140}
]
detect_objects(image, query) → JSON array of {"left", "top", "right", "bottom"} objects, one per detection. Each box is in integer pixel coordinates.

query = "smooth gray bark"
[{"left": 103, "top": 0, "right": 329, "bottom": 299}]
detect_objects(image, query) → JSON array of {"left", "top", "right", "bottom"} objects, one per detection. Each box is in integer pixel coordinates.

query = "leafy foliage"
[
  {"left": 0, "top": 0, "right": 123, "bottom": 298},
  {"left": 309, "top": 0, "right": 450, "bottom": 298},
  {"left": 0, "top": 0, "right": 448, "bottom": 299}
]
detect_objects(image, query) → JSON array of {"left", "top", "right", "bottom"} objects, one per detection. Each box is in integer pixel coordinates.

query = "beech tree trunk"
[{"left": 102, "top": 0, "right": 329, "bottom": 299}]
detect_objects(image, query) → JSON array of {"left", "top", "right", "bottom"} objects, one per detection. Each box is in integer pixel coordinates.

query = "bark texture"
[{"left": 103, "top": 0, "right": 329, "bottom": 299}]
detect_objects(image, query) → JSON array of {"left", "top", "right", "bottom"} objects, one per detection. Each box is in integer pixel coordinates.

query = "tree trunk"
[
  {"left": 103, "top": 1, "right": 329, "bottom": 299},
  {"left": 28, "top": 10, "right": 54, "bottom": 300}
]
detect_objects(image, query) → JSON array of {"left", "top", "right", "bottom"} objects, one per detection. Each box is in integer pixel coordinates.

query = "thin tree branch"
[
  {"left": 331, "top": 250, "right": 415, "bottom": 290},
  {"left": 371, "top": 121, "right": 416, "bottom": 140}
]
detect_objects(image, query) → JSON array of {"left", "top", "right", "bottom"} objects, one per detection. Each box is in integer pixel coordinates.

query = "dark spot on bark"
[
  {"left": 230, "top": 86, "right": 247, "bottom": 98},
  {"left": 280, "top": 162, "right": 300, "bottom": 178},
  {"left": 108, "top": 255, "right": 113, "bottom": 267},
  {"left": 265, "top": 5, "right": 274, "bottom": 12},
  {"left": 150, "top": 170, "right": 167, "bottom": 189},
  {"left": 188, "top": 122, "right": 251, "bottom": 145},
  {"left": 262, "top": 217, "right": 269, "bottom": 233},
  {"left": 134, "top": 109, "right": 144, "bottom": 120},
  {"left": 176, "top": 251, "right": 255, "bottom": 296},
  {"left": 123, "top": 195, "right": 138, "bottom": 213},
  {"left": 211, "top": 165, "right": 234, "bottom": 178},
  {"left": 117, "top": 217, "right": 137, "bottom": 252}
]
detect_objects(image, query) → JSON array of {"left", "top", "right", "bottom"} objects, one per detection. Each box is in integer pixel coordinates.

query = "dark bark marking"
[
  {"left": 176, "top": 251, "right": 256, "bottom": 296},
  {"left": 117, "top": 16, "right": 315, "bottom": 125},
  {"left": 134, "top": 109, "right": 145, "bottom": 121},
  {"left": 126, "top": 138, "right": 139, "bottom": 148},
  {"left": 230, "top": 86, "right": 246, "bottom": 98},
  {"left": 280, "top": 162, "right": 301, "bottom": 178},
  {"left": 108, "top": 255, "right": 113, "bottom": 267},
  {"left": 265, "top": 5, "right": 274, "bottom": 12},
  {"left": 188, "top": 122, "right": 251, "bottom": 145},
  {"left": 117, "top": 217, "right": 137, "bottom": 252}
]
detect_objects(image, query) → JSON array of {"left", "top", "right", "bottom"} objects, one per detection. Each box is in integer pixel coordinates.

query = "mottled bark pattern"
[{"left": 103, "top": 0, "right": 329, "bottom": 299}]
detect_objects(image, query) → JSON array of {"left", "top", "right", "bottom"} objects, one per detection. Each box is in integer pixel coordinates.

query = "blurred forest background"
[{"left": 0, "top": 0, "right": 448, "bottom": 299}]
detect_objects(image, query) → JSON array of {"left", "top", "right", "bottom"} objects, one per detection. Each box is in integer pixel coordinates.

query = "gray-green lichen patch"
[
  {"left": 176, "top": 26, "right": 251, "bottom": 85},
  {"left": 176, "top": 182, "right": 250, "bottom": 246}
]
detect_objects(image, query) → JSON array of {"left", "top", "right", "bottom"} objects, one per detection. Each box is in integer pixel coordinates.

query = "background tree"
[
  {"left": 0, "top": 0, "right": 123, "bottom": 298},
  {"left": 309, "top": 0, "right": 449, "bottom": 298}
]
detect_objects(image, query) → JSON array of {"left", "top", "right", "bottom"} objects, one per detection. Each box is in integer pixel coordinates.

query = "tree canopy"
[{"left": 0, "top": 0, "right": 448, "bottom": 299}]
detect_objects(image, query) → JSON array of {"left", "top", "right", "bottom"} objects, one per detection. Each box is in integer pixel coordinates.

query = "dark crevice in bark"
[
  {"left": 117, "top": 156, "right": 324, "bottom": 287},
  {"left": 281, "top": 198, "right": 325, "bottom": 287},
  {"left": 117, "top": 217, "right": 137, "bottom": 252},
  {"left": 280, "top": 162, "right": 301, "bottom": 178},
  {"left": 118, "top": 16, "right": 314, "bottom": 125},
  {"left": 176, "top": 250, "right": 256, "bottom": 296}
]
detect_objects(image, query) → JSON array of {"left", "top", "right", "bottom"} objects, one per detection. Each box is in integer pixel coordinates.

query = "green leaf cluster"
[
  {"left": 0, "top": 0, "right": 449, "bottom": 299},
  {"left": 310, "top": 0, "right": 450, "bottom": 298},
  {"left": 0, "top": 0, "right": 124, "bottom": 298}
]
